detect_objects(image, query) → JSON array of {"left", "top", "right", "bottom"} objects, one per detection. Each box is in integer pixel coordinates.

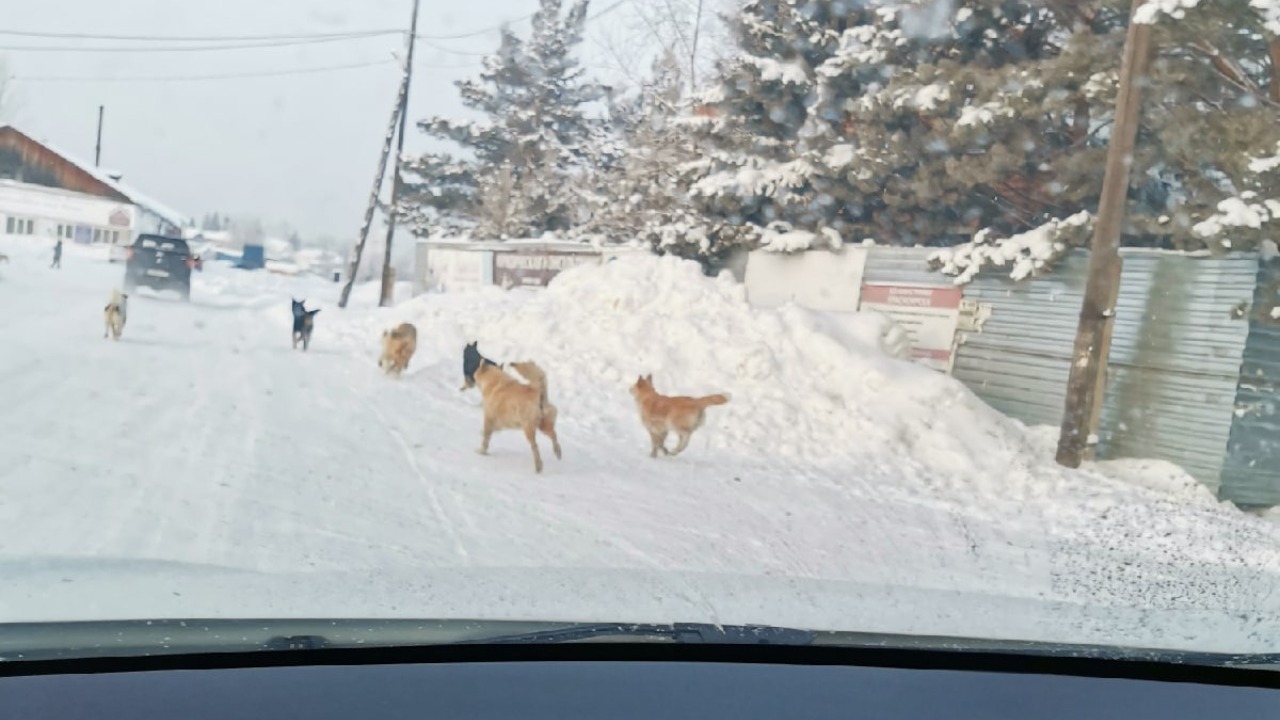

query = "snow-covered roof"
[{"left": 0, "top": 123, "right": 190, "bottom": 230}]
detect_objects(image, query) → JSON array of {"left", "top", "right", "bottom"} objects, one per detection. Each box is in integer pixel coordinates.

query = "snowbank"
[
  {"left": 333, "top": 255, "right": 1053, "bottom": 479},
  {"left": 316, "top": 256, "right": 1280, "bottom": 622},
  {"left": 6, "top": 241, "right": 1278, "bottom": 648}
]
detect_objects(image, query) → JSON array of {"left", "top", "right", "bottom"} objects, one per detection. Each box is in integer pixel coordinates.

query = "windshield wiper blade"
[{"left": 455, "top": 622, "right": 818, "bottom": 646}]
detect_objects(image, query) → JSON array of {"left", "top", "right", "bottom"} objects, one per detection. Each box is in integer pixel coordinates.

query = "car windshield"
[
  {"left": 138, "top": 237, "right": 186, "bottom": 251},
  {"left": 1, "top": 0, "right": 1279, "bottom": 665}
]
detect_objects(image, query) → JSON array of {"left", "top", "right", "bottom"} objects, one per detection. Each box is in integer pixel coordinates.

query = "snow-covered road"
[{"left": 1, "top": 238, "right": 1278, "bottom": 653}]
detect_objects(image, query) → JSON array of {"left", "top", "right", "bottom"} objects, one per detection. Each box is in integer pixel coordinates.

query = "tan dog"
[
  {"left": 103, "top": 289, "right": 128, "bottom": 341},
  {"left": 379, "top": 323, "right": 418, "bottom": 376},
  {"left": 630, "top": 374, "right": 729, "bottom": 458},
  {"left": 471, "top": 356, "right": 562, "bottom": 473}
]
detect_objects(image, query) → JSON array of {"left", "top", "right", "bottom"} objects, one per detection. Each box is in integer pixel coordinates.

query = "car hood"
[{"left": 0, "top": 558, "right": 1275, "bottom": 655}]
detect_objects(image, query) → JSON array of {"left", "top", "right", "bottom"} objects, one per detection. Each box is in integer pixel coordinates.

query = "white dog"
[{"left": 104, "top": 289, "right": 128, "bottom": 341}]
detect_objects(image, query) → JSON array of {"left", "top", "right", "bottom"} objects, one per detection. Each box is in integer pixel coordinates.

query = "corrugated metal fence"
[
  {"left": 863, "top": 247, "right": 1276, "bottom": 507},
  {"left": 1219, "top": 259, "right": 1280, "bottom": 508}
]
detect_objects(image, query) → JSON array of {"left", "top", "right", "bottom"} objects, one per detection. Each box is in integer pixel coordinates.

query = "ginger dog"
[
  {"left": 379, "top": 323, "right": 418, "bottom": 376},
  {"left": 466, "top": 344, "right": 562, "bottom": 473},
  {"left": 629, "top": 374, "right": 729, "bottom": 458}
]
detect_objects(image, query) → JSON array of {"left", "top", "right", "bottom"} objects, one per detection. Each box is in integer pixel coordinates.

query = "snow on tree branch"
[
  {"left": 1133, "top": 0, "right": 1201, "bottom": 25},
  {"left": 1191, "top": 139, "right": 1280, "bottom": 246},
  {"left": 1191, "top": 193, "right": 1280, "bottom": 244},
  {"left": 929, "top": 212, "right": 1094, "bottom": 284},
  {"left": 689, "top": 157, "right": 820, "bottom": 201},
  {"left": 1137, "top": 0, "right": 1280, "bottom": 35},
  {"left": 758, "top": 222, "right": 841, "bottom": 253}
]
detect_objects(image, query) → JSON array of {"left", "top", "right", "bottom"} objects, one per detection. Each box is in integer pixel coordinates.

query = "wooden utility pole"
[
  {"left": 378, "top": 0, "right": 423, "bottom": 307},
  {"left": 338, "top": 72, "right": 408, "bottom": 308},
  {"left": 1056, "top": 0, "right": 1153, "bottom": 468},
  {"left": 94, "top": 105, "right": 104, "bottom": 166}
]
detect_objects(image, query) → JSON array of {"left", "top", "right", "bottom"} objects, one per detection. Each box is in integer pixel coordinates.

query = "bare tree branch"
[{"left": 689, "top": 0, "right": 705, "bottom": 91}]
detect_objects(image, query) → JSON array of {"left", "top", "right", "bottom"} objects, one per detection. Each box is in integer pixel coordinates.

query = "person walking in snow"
[{"left": 51, "top": 239, "right": 62, "bottom": 269}]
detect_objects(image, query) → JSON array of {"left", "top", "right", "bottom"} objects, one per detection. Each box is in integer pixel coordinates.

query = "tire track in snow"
[{"left": 363, "top": 396, "right": 472, "bottom": 564}]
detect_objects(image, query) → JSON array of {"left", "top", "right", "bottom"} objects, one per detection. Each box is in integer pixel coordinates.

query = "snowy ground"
[{"left": 1, "top": 237, "right": 1279, "bottom": 653}]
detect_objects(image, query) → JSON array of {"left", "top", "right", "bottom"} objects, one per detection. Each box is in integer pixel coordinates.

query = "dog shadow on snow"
[
  {"left": 260, "top": 344, "right": 345, "bottom": 357},
  {"left": 113, "top": 336, "right": 202, "bottom": 350}
]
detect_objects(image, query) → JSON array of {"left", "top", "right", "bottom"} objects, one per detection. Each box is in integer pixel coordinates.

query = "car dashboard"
[{"left": 3, "top": 643, "right": 1277, "bottom": 719}]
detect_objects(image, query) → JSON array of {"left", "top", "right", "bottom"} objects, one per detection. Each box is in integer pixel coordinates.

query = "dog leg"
[
  {"left": 539, "top": 416, "right": 562, "bottom": 460},
  {"left": 478, "top": 417, "right": 494, "bottom": 455},
  {"left": 671, "top": 431, "right": 693, "bottom": 456},
  {"left": 649, "top": 430, "right": 670, "bottom": 458},
  {"left": 524, "top": 424, "right": 544, "bottom": 474},
  {"left": 292, "top": 333, "right": 299, "bottom": 350}
]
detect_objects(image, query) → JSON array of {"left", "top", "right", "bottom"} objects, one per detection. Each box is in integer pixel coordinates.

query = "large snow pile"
[
  {"left": 336, "top": 255, "right": 1044, "bottom": 484},
  {"left": 324, "top": 256, "right": 1280, "bottom": 620}
]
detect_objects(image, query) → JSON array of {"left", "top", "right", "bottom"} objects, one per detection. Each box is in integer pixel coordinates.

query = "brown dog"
[
  {"left": 471, "top": 355, "right": 562, "bottom": 473},
  {"left": 379, "top": 323, "right": 418, "bottom": 376},
  {"left": 630, "top": 374, "right": 729, "bottom": 458},
  {"left": 103, "top": 289, "right": 128, "bottom": 341}
]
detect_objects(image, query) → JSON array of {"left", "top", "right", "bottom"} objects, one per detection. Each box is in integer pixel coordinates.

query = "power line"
[
  {"left": 587, "top": 0, "right": 630, "bottom": 23},
  {"left": 10, "top": 56, "right": 487, "bottom": 83},
  {"left": 419, "top": 39, "right": 492, "bottom": 57},
  {"left": 0, "top": 32, "right": 397, "bottom": 53},
  {"left": 11, "top": 59, "right": 398, "bottom": 83},
  {"left": 6, "top": 1, "right": 631, "bottom": 84},
  {"left": 0, "top": 2, "right": 629, "bottom": 48},
  {"left": 417, "top": 0, "right": 629, "bottom": 55},
  {"left": 0, "top": 28, "right": 403, "bottom": 42},
  {"left": 416, "top": 14, "right": 537, "bottom": 40}
]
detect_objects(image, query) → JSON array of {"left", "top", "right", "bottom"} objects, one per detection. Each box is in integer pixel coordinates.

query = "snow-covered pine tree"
[
  {"left": 678, "top": 0, "right": 858, "bottom": 260},
  {"left": 818, "top": 1, "right": 1124, "bottom": 253},
  {"left": 584, "top": 52, "right": 709, "bottom": 251},
  {"left": 396, "top": 0, "right": 609, "bottom": 240},
  {"left": 1131, "top": 0, "right": 1280, "bottom": 251},
  {"left": 931, "top": 0, "right": 1280, "bottom": 281}
]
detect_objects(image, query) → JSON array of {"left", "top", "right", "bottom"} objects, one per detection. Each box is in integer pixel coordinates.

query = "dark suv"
[{"left": 124, "top": 234, "right": 196, "bottom": 301}]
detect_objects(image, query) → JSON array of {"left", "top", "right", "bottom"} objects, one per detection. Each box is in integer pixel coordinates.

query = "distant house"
[{"left": 0, "top": 125, "right": 189, "bottom": 255}]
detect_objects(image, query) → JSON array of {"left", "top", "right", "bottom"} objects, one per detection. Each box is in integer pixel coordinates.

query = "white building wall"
[{"left": 0, "top": 180, "right": 135, "bottom": 248}]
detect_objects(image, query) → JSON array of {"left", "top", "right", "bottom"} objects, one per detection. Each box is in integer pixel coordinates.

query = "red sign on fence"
[{"left": 860, "top": 284, "right": 964, "bottom": 373}]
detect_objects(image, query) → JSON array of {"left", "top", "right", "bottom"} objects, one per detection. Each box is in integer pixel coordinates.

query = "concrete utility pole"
[
  {"left": 378, "top": 0, "right": 422, "bottom": 308},
  {"left": 1056, "top": 0, "right": 1153, "bottom": 468},
  {"left": 338, "top": 75, "right": 406, "bottom": 309},
  {"left": 95, "top": 105, "right": 104, "bottom": 167}
]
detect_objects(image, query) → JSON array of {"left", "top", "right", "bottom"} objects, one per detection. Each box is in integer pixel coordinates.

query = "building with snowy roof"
[{"left": 0, "top": 125, "right": 190, "bottom": 258}]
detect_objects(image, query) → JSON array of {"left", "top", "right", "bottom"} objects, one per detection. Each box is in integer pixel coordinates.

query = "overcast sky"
[{"left": 3, "top": 0, "right": 661, "bottom": 239}]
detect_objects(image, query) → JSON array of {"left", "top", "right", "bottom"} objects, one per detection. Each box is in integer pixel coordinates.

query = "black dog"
[
  {"left": 461, "top": 341, "right": 501, "bottom": 390},
  {"left": 291, "top": 299, "right": 321, "bottom": 351}
]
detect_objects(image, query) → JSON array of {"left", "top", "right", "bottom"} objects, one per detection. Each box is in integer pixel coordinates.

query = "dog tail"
[
  {"left": 696, "top": 393, "right": 731, "bottom": 408},
  {"left": 514, "top": 361, "right": 550, "bottom": 407}
]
